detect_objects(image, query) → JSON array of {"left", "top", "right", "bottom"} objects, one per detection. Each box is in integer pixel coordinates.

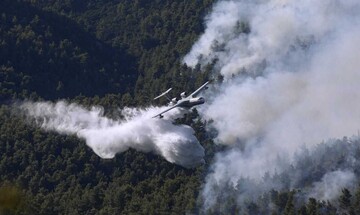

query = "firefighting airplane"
[{"left": 152, "top": 81, "right": 211, "bottom": 118}]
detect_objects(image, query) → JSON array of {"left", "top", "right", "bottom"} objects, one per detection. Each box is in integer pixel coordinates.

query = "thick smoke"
[
  {"left": 20, "top": 101, "right": 204, "bottom": 168},
  {"left": 308, "top": 170, "right": 356, "bottom": 202},
  {"left": 184, "top": 0, "right": 360, "bottom": 211}
]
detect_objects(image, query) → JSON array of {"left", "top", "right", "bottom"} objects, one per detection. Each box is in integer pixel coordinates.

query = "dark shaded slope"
[
  {"left": 0, "top": 0, "right": 137, "bottom": 101},
  {"left": 24, "top": 0, "right": 215, "bottom": 104}
]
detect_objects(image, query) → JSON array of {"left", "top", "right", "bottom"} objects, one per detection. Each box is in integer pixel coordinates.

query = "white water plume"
[
  {"left": 184, "top": 0, "right": 360, "bottom": 211},
  {"left": 20, "top": 101, "right": 204, "bottom": 168}
]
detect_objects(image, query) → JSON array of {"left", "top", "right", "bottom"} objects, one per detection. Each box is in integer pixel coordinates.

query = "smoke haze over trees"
[{"left": 183, "top": 0, "right": 360, "bottom": 213}]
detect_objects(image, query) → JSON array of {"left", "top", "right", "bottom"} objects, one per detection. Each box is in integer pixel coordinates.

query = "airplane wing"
[
  {"left": 152, "top": 103, "right": 181, "bottom": 118},
  {"left": 187, "top": 81, "right": 210, "bottom": 98},
  {"left": 154, "top": 88, "right": 172, "bottom": 100}
]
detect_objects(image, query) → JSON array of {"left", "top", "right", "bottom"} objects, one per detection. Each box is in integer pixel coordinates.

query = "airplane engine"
[
  {"left": 180, "top": 92, "right": 187, "bottom": 99},
  {"left": 171, "top": 97, "right": 177, "bottom": 104}
]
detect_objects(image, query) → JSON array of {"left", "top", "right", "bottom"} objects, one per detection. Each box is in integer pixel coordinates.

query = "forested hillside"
[
  {"left": 24, "top": 0, "right": 214, "bottom": 104},
  {"left": 0, "top": 0, "right": 139, "bottom": 101},
  {"left": 0, "top": 0, "right": 215, "bottom": 214},
  {"left": 1, "top": 0, "right": 359, "bottom": 215},
  {"left": 1, "top": 0, "right": 213, "bottom": 102}
]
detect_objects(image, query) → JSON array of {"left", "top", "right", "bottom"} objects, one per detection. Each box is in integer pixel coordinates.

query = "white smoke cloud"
[
  {"left": 308, "top": 170, "right": 356, "bottom": 201},
  {"left": 184, "top": 0, "right": 360, "bottom": 211},
  {"left": 184, "top": 0, "right": 360, "bottom": 78},
  {"left": 20, "top": 101, "right": 204, "bottom": 168}
]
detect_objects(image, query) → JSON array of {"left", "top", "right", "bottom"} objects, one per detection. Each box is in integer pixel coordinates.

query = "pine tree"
[
  {"left": 339, "top": 188, "right": 354, "bottom": 215},
  {"left": 353, "top": 185, "right": 360, "bottom": 214},
  {"left": 283, "top": 192, "right": 295, "bottom": 215},
  {"left": 306, "top": 198, "right": 318, "bottom": 215}
]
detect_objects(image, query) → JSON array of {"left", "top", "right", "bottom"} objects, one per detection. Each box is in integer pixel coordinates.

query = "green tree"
[
  {"left": 283, "top": 191, "right": 296, "bottom": 215},
  {"left": 307, "top": 198, "right": 318, "bottom": 215},
  {"left": 339, "top": 188, "right": 354, "bottom": 215},
  {"left": 353, "top": 185, "right": 360, "bottom": 214}
]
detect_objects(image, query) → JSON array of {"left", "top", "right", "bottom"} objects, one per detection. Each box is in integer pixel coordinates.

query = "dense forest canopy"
[
  {"left": 1, "top": 0, "right": 213, "bottom": 102},
  {"left": 1, "top": 0, "right": 360, "bottom": 214},
  {"left": 0, "top": 0, "right": 216, "bottom": 214}
]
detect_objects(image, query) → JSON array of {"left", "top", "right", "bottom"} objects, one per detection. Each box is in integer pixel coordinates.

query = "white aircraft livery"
[{"left": 153, "top": 81, "right": 211, "bottom": 118}]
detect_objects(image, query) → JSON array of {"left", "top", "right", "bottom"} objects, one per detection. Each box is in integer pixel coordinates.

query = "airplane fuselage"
[
  {"left": 176, "top": 97, "right": 205, "bottom": 109},
  {"left": 152, "top": 81, "right": 210, "bottom": 118}
]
